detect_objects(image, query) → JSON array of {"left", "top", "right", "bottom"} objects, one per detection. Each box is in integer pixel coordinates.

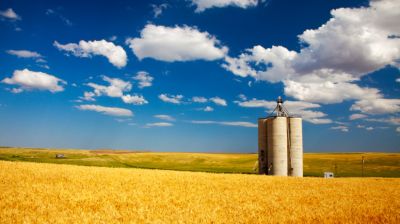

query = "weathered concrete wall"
[
  {"left": 289, "top": 117, "right": 303, "bottom": 177},
  {"left": 270, "top": 117, "right": 288, "bottom": 176}
]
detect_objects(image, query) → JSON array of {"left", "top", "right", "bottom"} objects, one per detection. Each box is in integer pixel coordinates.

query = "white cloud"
[
  {"left": 294, "top": 0, "right": 400, "bottom": 76},
  {"left": 80, "top": 91, "right": 96, "bottom": 101},
  {"left": 145, "top": 122, "right": 173, "bottom": 127},
  {"left": 121, "top": 94, "right": 148, "bottom": 105},
  {"left": 190, "top": 120, "right": 257, "bottom": 128},
  {"left": 126, "top": 24, "right": 228, "bottom": 62},
  {"left": 84, "top": 76, "right": 148, "bottom": 105},
  {"left": 209, "top": 96, "right": 227, "bottom": 106},
  {"left": 236, "top": 98, "right": 332, "bottom": 124},
  {"left": 115, "top": 118, "right": 132, "bottom": 123},
  {"left": 349, "top": 113, "right": 368, "bottom": 120},
  {"left": 235, "top": 99, "right": 275, "bottom": 109},
  {"left": 154, "top": 114, "right": 175, "bottom": 121},
  {"left": 6, "top": 50, "right": 50, "bottom": 70},
  {"left": 87, "top": 76, "right": 132, "bottom": 98},
  {"left": 159, "top": 94, "right": 183, "bottom": 104},
  {"left": 220, "top": 121, "right": 257, "bottom": 127},
  {"left": 36, "top": 58, "right": 47, "bottom": 63},
  {"left": 2, "top": 69, "right": 66, "bottom": 93},
  {"left": 204, "top": 106, "right": 214, "bottom": 112},
  {"left": 357, "top": 124, "right": 374, "bottom": 131},
  {"left": 76, "top": 104, "right": 133, "bottom": 117},
  {"left": 192, "top": 96, "right": 208, "bottom": 103},
  {"left": 54, "top": 40, "right": 127, "bottom": 68},
  {"left": 238, "top": 94, "right": 247, "bottom": 101},
  {"left": 6, "top": 50, "right": 42, "bottom": 58},
  {"left": 0, "top": 8, "right": 20, "bottom": 20},
  {"left": 46, "top": 8, "right": 72, "bottom": 26},
  {"left": 151, "top": 3, "right": 168, "bottom": 18},
  {"left": 396, "top": 78, "right": 400, "bottom": 83},
  {"left": 133, "top": 71, "right": 153, "bottom": 88},
  {"left": 331, "top": 126, "right": 349, "bottom": 132},
  {"left": 191, "top": 0, "right": 258, "bottom": 12},
  {"left": 350, "top": 98, "right": 400, "bottom": 114},
  {"left": 223, "top": 0, "right": 400, "bottom": 113},
  {"left": 396, "top": 127, "right": 400, "bottom": 133},
  {"left": 283, "top": 73, "right": 382, "bottom": 104},
  {"left": 365, "top": 117, "right": 400, "bottom": 125},
  {"left": 10, "top": 88, "right": 23, "bottom": 93},
  {"left": 223, "top": 45, "right": 296, "bottom": 82},
  {"left": 109, "top": 36, "right": 117, "bottom": 41}
]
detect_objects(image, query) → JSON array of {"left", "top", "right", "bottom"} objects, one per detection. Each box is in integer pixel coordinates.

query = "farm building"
[{"left": 258, "top": 97, "right": 303, "bottom": 177}]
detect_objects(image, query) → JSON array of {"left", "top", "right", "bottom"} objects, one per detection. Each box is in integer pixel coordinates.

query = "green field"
[{"left": 0, "top": 147, "right": 399, "bottom": 177}]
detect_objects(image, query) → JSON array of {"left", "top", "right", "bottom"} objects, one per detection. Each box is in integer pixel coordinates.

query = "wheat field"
[{"left": 0, "top": 161, "right": 399, "bottom": 223}]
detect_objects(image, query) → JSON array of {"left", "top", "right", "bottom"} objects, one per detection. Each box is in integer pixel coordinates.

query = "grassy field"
[
  {"left": 1, "top": 161, "right": 399, "bottom": 223},
  {"left": 0, "top": 147, "right": 399, "bottom": 177}
]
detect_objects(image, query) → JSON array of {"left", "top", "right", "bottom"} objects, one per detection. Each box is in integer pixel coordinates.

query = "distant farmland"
[{"left": 0, "top": 147, "right": 399, "bottom": 177}]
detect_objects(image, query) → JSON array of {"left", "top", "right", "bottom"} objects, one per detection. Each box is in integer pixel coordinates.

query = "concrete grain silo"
[
  {"left": 258, "top": 97, "right": 303, "bottom": 177},
  {"left": 288, "top": 117, "right": 303, "bottom": 177},
  {"left": 269, "top": 117, "right": 288, "bottom": 176}
]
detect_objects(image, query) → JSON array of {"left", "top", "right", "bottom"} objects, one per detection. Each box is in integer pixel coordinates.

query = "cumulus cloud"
[
  {"left": 350, "top": 98, "right": 400, "bottom": 114},
  {"left": 190, "top": 120, "right": 257, "bottom": 128},
  {"left": 154, "top": 114, "right": 175, "bottom": 121},
  {"left": 191, "top": 0, "right": 258, "bottom": 12},
  {"left": 54, "top": 40, "right": 127, "bottom": 68},
  {"left": 223, "top": 0, "right": 400, "bottom": 114},
  {"left": 126, "top": 24, "right": 228, "bottom": 62},
  {"left": 121, "top": 94, "right": 148, "bottom": 105},
  {"left": 209, "top": 96, "right": 227, "bottom": 106},
  {"left": 6, "top": 50, "right": 42, "bottom": 58},
  {"left": 223, "top": 45, "right": 297, "bottom": 82},
  {"left": 236, "top": 98, "right": 332, "bottom": 124},
  {"left": 0, "top": 8, "right": 20, "bottom": 20},
  {"left": 283, "top": 73, "right": 382, "bottom": 104},
  {"left": 159, "top": 94, "right": 184, "bottom": 104},
  {"left": 145, "top": 122, "right": 173, "bottom": 127},
  {"left": 2, "top": 69, "right": 66, "bottom": 93},
  {"left": 88, "top": 76, "right": 132, "bottom": 98},
  {"left": 76, "top": 104, "right": 133, "bottom": 117},
  {"left": 83, "top": 76, "right": 148, "bottom": 105},
  {"left": 349, "top": 113, "right": 368, "bottom": 120},
  {"left": 133, "top": 71, "right": 153, "bottom": 88},
  {"left": 192, "top": 96, "right": 208, "bottom": 103}
]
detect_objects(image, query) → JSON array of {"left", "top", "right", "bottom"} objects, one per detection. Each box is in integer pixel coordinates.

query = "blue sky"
[{"left": 0, "top": 0, "right": 399, "bottom": 152}]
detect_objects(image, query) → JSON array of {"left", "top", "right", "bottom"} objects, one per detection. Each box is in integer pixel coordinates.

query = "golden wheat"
[{"left": 0, "top": 161, "right": 399, "bottom": 223}]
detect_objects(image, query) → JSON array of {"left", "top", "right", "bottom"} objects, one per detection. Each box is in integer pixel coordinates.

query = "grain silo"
[{"left": 258, "top": 97, "right": 303, "bottom": 177}]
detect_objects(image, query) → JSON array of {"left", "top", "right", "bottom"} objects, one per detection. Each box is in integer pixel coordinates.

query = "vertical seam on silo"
[{"left": 287, "top": 118, "right": 291, "bottom": 176}]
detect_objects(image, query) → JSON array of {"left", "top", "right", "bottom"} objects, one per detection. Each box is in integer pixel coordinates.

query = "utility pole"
[
  {"left": 334, "top": 163, "right": 338, "bottom": 177},
  {"left": 362, "top": 156, "right": 365, "bottom": 177}
]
